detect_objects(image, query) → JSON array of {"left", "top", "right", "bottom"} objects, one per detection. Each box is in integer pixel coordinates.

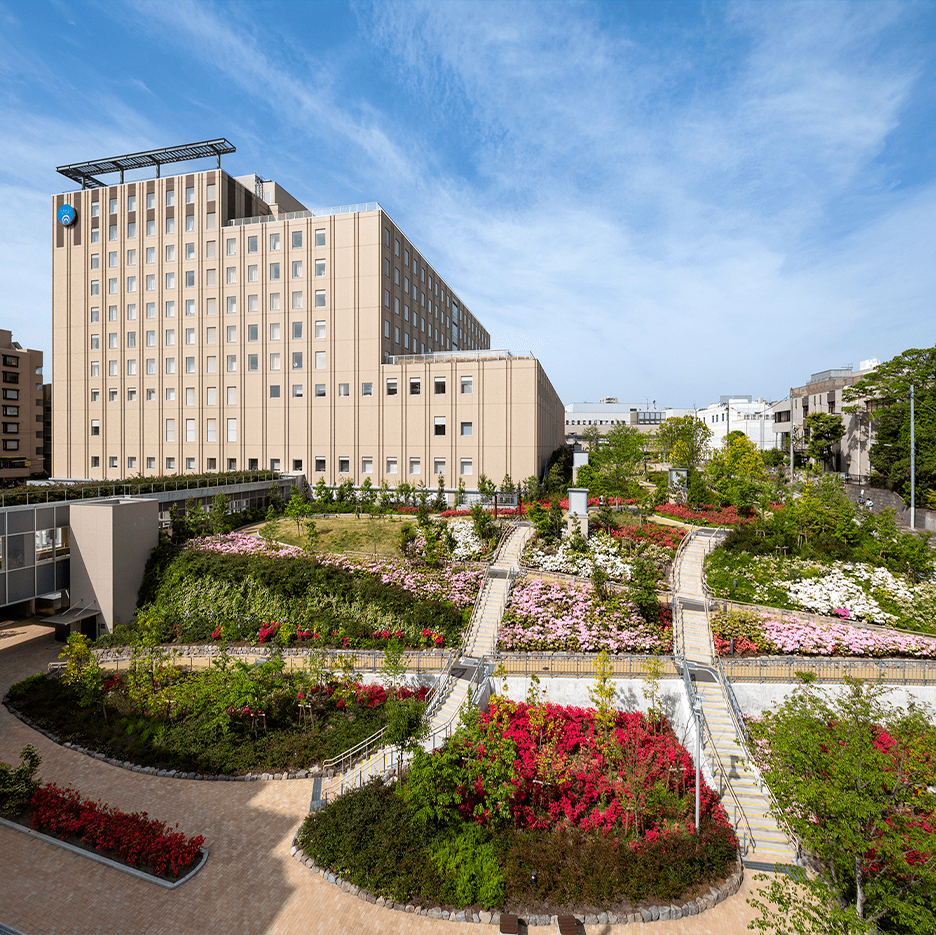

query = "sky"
[{"left": 2, "top": 0, "right": 935, "bottom": 409}]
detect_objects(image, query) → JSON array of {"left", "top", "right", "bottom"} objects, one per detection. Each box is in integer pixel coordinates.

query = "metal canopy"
[{"left": 56, "top": 138, "right": 236, "bottom": 188}]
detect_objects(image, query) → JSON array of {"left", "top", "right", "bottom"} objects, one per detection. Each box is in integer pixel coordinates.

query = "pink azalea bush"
[{"left": 499, "top": 577, "right": 671, "bottom": 653}]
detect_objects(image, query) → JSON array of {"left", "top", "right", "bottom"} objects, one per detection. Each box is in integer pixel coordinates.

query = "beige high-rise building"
[{"left": 52, "top": 142, "right": 564, "bottom": 488}]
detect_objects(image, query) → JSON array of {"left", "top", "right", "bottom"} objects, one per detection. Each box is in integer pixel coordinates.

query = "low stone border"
[
  {"left": 4, "top": 704, "right": 331, "bottom": 782},
  {"left": 0, "top": 814, "right": 209, "bottom": 889},
  {"left": 289, "top": 826, "right": 744, "bottom": 925}
]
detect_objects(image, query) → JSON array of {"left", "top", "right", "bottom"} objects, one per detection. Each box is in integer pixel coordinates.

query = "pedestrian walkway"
[
  {"left": 674, "top": 531, "right": 798, "bottom": 867},
  {"left": 0, "top": 620, "right": 775, "bottom": 935}
]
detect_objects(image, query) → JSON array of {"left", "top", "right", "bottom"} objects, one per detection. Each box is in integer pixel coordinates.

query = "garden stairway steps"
[
  {"left": 322, "top": 523, "right": 531, "bottom": 801},
  {"left": 676, "top": 531, "right": 798, "bottom": 867}
]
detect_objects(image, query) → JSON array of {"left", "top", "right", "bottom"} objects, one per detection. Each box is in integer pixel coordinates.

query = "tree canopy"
[
  {"left": 705, "top": 433, "right": 767, "bottom": 511},
  {"left": 805, "top": 412, "right": 846, "bottom": 469},
  {"left": 654, "top": 415, "right": 712, "bottom": 473},
  {"left": 746, "top": 680, "right": 936, "bottom": 935},
  {"left": 843, "top": 347, "right": 936, "bottom": 505},
  {"left": 580, "top": 423, "right": 647, "bottom": 499}
]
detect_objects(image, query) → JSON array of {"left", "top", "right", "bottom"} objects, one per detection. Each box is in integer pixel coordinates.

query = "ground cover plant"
[
  {"left": 654, "top": 503, "right": 760, "bottom": 526},
  {"left": 298, "top": 698, "right": 737, "bottom": 914},
  {"left": 711, "top": 608, "right": 936, "bottom": 659},
  {"left": 260, "top": 514, "right": 410, "bottom": 556},
  {"left": 99, "top": 533, "right": 481, "bottom": 651},
  {"left": 5, "top": 647, "right": 427, "bottom": 776},
  {"left": 0, "top": 745, "right": 204, "bottom": 880},
  {"left": 746, "top": 681, "right": 936, "bottom": 935}
]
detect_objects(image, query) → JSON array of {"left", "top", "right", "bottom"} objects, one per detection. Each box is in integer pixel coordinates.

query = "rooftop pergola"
[{"left": 56, "top": 139, "right": 236, "bottom": 189}]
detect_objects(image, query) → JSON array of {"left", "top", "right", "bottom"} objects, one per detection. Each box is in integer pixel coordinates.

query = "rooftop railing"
[{"left": 227, "top": 203, "right": 382, "bottom": 227}]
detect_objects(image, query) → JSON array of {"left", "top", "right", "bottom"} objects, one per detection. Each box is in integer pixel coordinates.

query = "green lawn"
[{"left": 266, "top": 514, "right": 410, "bottom": 556}]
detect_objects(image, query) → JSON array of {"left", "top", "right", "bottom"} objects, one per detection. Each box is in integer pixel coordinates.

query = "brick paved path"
[{"left": 0, "top": 621, "right": 775, "bottom": 935}]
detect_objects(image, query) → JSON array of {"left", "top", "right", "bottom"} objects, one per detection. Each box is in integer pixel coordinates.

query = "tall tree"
[
  {"left": 582, "top": 424, "right": 646, "bottom": 501},
  {"left": 654, "top": 415, "right": 712, "bottom": 474},
  {"left": 746, "top": 680, "right": 936, "bottom": 935},
  {"left": 705, "top": 433, "right": 767, "bottom": 511},
  {"left": 843, "top": 346, "right": 936, "bottom": 504},
  {"left": 805, "top": 411, "right": 846, "bottom": 470}
]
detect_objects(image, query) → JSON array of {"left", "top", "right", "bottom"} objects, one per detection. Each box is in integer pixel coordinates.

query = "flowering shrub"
[
  {"left": 712, "top": 608, "right": 936, "bottom": 658},
  {"left": 499, "top": 577, "right": 671, "bottom": 653},
  {"left": 523, "top": 531, "right": 632, "bottom": 578},
  {"left": 610, "top": 523, "right": 685, "bottom": 551},
  {"left": 707, "top": 548, "right": 936, "bottom": 633},
  {"left": 654, "top": 503, "right": 758, "bottom": 526},
  {"left": 406, "top": 700, "right": 734, "bottom": 839},
  {"left": 29, "top": 783, "right": 204, "bottom": 877}
]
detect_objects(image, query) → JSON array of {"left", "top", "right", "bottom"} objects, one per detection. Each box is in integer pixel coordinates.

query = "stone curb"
[
  {"left": 3, "top": 702, "right": 327, "bottom": 783},
  {"left": 289, "top": 826, "right": 744, "bottom": 926}
]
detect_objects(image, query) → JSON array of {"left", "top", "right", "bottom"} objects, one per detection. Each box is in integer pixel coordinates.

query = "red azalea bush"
[
  {"left": 653, "top": 503, "right": 757, "bottom": 526},
  {"left": 407, "top": 699, "right": 735, "bottom": 842},
  {"left": 299, "top": 680, "right": 428, "bottom": 710},
  {"left": 608, "top": 523, "right": 685, "bottom": 551},
  {"left": 29, "top": 783, "right": 204, "bottom": 877}
]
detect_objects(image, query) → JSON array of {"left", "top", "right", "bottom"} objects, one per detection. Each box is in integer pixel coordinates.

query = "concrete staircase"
[
  {"left": 675, "top": 531, "right": 798, "bottom": 867},
  {"left": 324, "top": 523, "right": 532, "bottom": 798}
]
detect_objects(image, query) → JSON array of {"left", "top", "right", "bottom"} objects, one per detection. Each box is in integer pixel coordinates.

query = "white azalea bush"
[
  {"left": 401, "top": 518, "right": 485, "bottom": 562},
  {"left": 706, "top": 550, "right": 935, "bottom": 634},
  {"left": 522, "top": 531, "right": 635, "bottom": 579}
]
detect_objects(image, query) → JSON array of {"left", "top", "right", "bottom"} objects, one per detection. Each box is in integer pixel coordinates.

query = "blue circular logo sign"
[{"left": 57, "top": 204, "right": 77, "bottom": 227}]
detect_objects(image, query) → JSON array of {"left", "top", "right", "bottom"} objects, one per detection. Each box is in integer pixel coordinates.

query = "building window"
[
  {"left": 247, "top": 264, "right": 258, "bottom": 283},
  {"left": 127, "top": 360, "right": 137, "bottom": 376},
  {"left": 362, "top": 457, "right": 373, "bottom": 474},
  {"left": 461, "top": 422, "right": 473, "bottom": 436},
  {"left": 386, "top": 457, "right": 398, "bottom": 475},
  {"left": 384, "top": 320, "right": 390, "bottom": 339},
  {"left": 248, "top": 294, "right": 258, "bottom": 312},
  {"left": 386, "top": 379, "right": 397, "bottom": 396},
  {"left": 269, "top": 385, "right": 281, "bottom": 399},
  {"left": 166, "top": 388, "right": 175, "bottom": 401},
  {"left": 270, "top": 353, "right": 281, "bottom": 371},
  {"left": 410, "top": 378, "right": 421, "bottom": 396},
  {"left": 248, "top": 236, "right": 258, "bottom": 254},
  {"left": 270, "top": 233, "right": 280, "bottom": 251},
  {"left": 109, "top": 360, "right": 119, "bottom": 376},
  {"left": 90, "top": 419, "right": 100, "bottom": 436},
  {"left": 226, "top": 325, "right": 237, "bottom": 343},
  {"left": 315, "top": 384, "right": 326, "bottom": 397},
  {"left": 314, "top": 351, "right": 325, "bottom": 369},
  {"left": 165, "top": 419, "right": 175, "bottom": 442},
  {"left": 315, "top": 457, "right": 326, "bottom": 473},
  {"left": 206, "top": 327, "right": 217, "bottom": 344},
  {"left": 91, "top": 456, "right": 99, "bottom": 467},
  {"left": 338, "top": 457, "right": 350, "bottom": 473},
  {"left": 292, "top": 352, "right": 303, "bottom": 370},
  {"left": 291, "top": 321, "right": 303, "bottom": 340},
  {"left": 315, "top": 290, "right": 325, "bottom": 307},
  {"left": 434, "top": 416, "right": 446, "bottom": 436},
  {"left": 292, "top": 384, "right": 302, "bottom": 398},
  {"left": 165, "top": 329, "right": 175, "bottom": 346},
  {"left": 291, "top": 260, "right": 302, "bottom": 279},
  {"left": 269, "top": 262, "right": 280, "bottom": 280},
  {"left": 394, "top": 326, "right": 400, "bottom": 344},
  {"left": 338, "top": 383, "right": 349, "bottom": 396},
  {"left": 226, "top": 267, "right": 236, "bottom": 284},
  {"left": 127, "top": 388, "right": 137, "bottom": 401},
  {"left": 315, "top": 229, "right": 325, "bottom": 246},
  {"left": 409, "top": 458, "right": 421, "bottom": 475},
  {"left": 248, "top": 354, "right": 258, "bottom": 371},
  {"left": 270, "top": 293, "right": 281, "bottom": 310},
  {"left": 384, "top": 289, "right": 391, "bottom": 309},
  {"left": 91, "top": 334, "right": 100, "bottom": 350},
  {"left": 460, "top": 458, "right": 473, "bottom": 477},
  {"left": 461, "top": 375, "right": 473, "bottom": 394},
  {"left": 227, "top": 418, "right": 237, "bottom": 442},
  {"left": 291, "top": 291, "right": 303, "bottom": 309},
  {"left": 434, "top": 458, "right": 445, "bottom": 475},
  {"left": 292, "top": 230, "right": 302, "bottom": 248},
  {"left": 226, "top": 355, "right": 237, "bottom": 372},
  {"left": 108, "top": 388, "right": 117, "bottom": 402},
  {"left": 207, "top": 356, "right": 217, "bottom": 373},
  {"left": 361, "top": 382, "right": 373, "bottom": 396},
  {"left": 226, "top": 296, "right": 237, "bottom": 314},
  {"left": 128, "top": 456, "right": 137, "bottom": 469},
  {"left": 166, "top": 457, "right": 175, "bottom": 470},
  {"left": 186, "top": 419, "right": 196, "bottom": 442}
]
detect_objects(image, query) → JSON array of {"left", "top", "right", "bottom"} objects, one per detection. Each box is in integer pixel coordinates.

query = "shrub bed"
[
  {"left": 298, "top": 701, "right": 737, "bottom": 914},
  {"left": 5, "top": 671, "right": 425, "bottom": 776}
]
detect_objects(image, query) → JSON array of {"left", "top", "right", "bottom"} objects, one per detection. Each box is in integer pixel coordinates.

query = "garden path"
[
  {"left": 0, "top": 621, "right": 779, "bottom": 934},
  {"left": 674, "top": 532, "right": 798, "bottom": 868}
]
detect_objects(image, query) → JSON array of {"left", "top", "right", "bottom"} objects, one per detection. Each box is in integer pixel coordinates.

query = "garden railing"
[
  {"left": 719, "top": 655, "right": 936, "bottom": 685},
  {"left": 487, "top": 652, "right": 679, "bottom": 678}
]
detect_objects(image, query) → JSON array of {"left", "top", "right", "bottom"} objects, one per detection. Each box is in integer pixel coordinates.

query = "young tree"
[
  {"left": 284, "top": 487, "right": 313, "bottom": 535},
  {"left": 746, "top": 680, "right": 936, "bottom": 935},
  {"left": 583, "top": 423, "right": 647, "bottom": 502},
  {"left": 209, "top": 493, "right": 229, "bottom": 542},
  {"left": 705, "top": 433, "right": 768, "bottom": 512},
  {"left": 805, "top": 412, "right": 846, "bottom": 470}
]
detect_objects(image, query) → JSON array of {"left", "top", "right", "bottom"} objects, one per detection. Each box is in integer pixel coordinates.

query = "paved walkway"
[
  {"left": 674, "top": 533, "right": 797, "bottom": 866},
  {"left": 1, "top": 626, "right": 776, "bottom": 935}
]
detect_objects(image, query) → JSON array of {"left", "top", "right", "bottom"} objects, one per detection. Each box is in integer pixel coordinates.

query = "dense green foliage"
[
  {"left": 128, "top": 545, "right": 468, "bottom": 648},
  {"left": 747, "top": 682, "right": 936, "bottom": 935},
  {"left": 5, "top": 671, "right": 409, "bottom": 775},
  {"left": 0, "top": 744, "right": 42, "bottom": 816}
]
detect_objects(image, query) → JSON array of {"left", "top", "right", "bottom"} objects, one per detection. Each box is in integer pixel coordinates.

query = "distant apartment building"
[
  {"left": 0, "top": 330, "right": 45, "bottom": 484},
  {"left": 771, "top": 360, "right": 879, "bottom": 477},
  {"left": 51, "top": 141, "right": 564, "bottom": 487}
]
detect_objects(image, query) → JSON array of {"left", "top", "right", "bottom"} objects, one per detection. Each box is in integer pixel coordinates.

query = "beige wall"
[
  {"left": 52, "top": 168, "right": 563, "bottom": 487},
  {"left": 68, "top": 498, "right": 158, "bottom": 631}
]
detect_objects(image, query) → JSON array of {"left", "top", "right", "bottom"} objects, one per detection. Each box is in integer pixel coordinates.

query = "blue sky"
[{"left": 2, "top": 0, "right": 935, "bottom": 407}]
